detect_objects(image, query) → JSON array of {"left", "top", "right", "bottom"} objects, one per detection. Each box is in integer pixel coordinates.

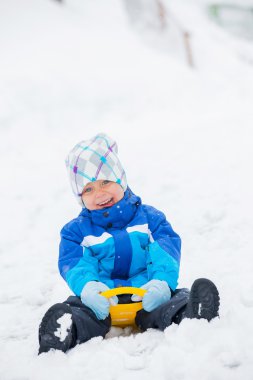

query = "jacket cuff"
[
  {"left": 151, "top": 271, "right": 177, "bottom": 291},
  {"left": 67, "top": 276, "right": 99, "bottom": 297}
]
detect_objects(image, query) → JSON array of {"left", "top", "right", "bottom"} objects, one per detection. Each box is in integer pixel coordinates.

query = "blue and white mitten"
[
  {"left": 131, "top": 280, "right": 171, "bottom": 312},
  {"left": 81, "top": 281, "right": 118, "bottom": 320}
]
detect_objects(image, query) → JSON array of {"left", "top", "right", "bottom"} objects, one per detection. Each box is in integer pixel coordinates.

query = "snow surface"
[{"left": 1, "top": 0, "right": 253, "bottom": 379}]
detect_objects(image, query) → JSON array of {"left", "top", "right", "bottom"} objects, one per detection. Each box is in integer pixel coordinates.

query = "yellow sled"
[{"left": 101, "top": 287, "right": 146, "bottom": 327}]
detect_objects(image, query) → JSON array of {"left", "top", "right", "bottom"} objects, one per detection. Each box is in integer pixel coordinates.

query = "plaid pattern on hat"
[{"left": 65, "top": 133, "right": 127, "bottom": 206}]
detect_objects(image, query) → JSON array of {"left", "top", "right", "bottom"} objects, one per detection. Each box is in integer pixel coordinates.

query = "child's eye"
[
  {"left": 83, "top": 187, "right": 92, "bottom": 194},
  {"left": 102, "top": 180, "right": 110, "bottom": 186}
]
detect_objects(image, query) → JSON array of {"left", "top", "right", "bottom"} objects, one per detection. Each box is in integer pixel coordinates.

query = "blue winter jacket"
[{"left": 59, "top": 188, "right": 181, "bottom": 296}]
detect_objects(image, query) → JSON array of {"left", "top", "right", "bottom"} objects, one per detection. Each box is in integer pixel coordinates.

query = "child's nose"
[{"left": 96, "top": 187, "right": 105, "bottom": 196}]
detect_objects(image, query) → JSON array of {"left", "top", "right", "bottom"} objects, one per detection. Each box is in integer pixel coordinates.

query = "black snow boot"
[
  {"left": 182, "top": 278, "right": 220, "bottom": 322},
  {"left": 38, "top": 303, "right": 75, "bottom": 354}
]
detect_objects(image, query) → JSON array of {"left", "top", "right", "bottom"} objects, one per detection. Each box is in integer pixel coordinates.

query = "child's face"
[{"left": 81, "top": 180, "right": 124, "bottom": 210}]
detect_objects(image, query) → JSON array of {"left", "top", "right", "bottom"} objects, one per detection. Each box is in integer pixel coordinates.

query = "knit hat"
[{"left": 65, "top": 133, "right": 127, "bottom": 206}]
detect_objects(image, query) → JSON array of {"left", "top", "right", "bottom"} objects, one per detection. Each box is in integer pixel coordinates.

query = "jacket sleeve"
[
  {"left": 144, "top": 205, "right": 181, "bottom": 291},
  {"left": 58, "top": 219, "right": 99, "bottom": 296}
]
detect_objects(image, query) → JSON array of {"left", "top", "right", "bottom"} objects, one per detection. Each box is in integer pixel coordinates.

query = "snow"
[
  {"left": 1, "top": 0, "right": 253, "bottom": 379},
  {"left": 198, "top": 303, "right": 202, "bottom": 316},
  {"left": 55, "top": 314, "right": 72, "bottom": 342}
]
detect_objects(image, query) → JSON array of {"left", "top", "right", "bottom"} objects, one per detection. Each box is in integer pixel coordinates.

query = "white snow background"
[{"left": 1, "top": 0, "right": 253, "bottom": 379}]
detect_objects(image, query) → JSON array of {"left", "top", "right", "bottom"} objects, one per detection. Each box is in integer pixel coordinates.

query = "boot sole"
[
  {"left": 184, "top": 278, "right": 220, "bottom": 322},
  {"left": 38, "top": 303, "right": 73, "bottom": 354}
]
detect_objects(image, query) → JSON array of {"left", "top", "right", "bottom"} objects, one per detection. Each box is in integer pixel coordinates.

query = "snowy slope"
[{"left": 1, "top": 0, "right": 253, "bottom": 379}]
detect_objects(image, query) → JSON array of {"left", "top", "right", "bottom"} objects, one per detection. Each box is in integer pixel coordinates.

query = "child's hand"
[
  {"left": 81, "top": 281, "right": 118, "bottom": 320},
  {"left": 131, "top": 280, "right": 171, "bottom": 312}
]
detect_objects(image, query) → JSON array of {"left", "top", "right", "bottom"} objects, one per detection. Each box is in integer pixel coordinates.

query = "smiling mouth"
[{"left": 97, "top": 198, "right": 114, "bottom": 207}]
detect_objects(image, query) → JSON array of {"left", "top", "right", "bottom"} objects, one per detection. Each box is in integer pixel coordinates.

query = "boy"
[{"left": 38, "top": 133, "right": 220, "bottom": 354}]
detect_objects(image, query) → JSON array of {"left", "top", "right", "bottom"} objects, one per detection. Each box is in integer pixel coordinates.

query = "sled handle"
[{"left": 101, "top": 286, "right": 146, "bottom": 298}]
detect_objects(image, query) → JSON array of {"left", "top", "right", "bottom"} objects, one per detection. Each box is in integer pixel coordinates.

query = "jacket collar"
[{"left": 79, "top": 187, "right": 141, "bottom": 229}]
